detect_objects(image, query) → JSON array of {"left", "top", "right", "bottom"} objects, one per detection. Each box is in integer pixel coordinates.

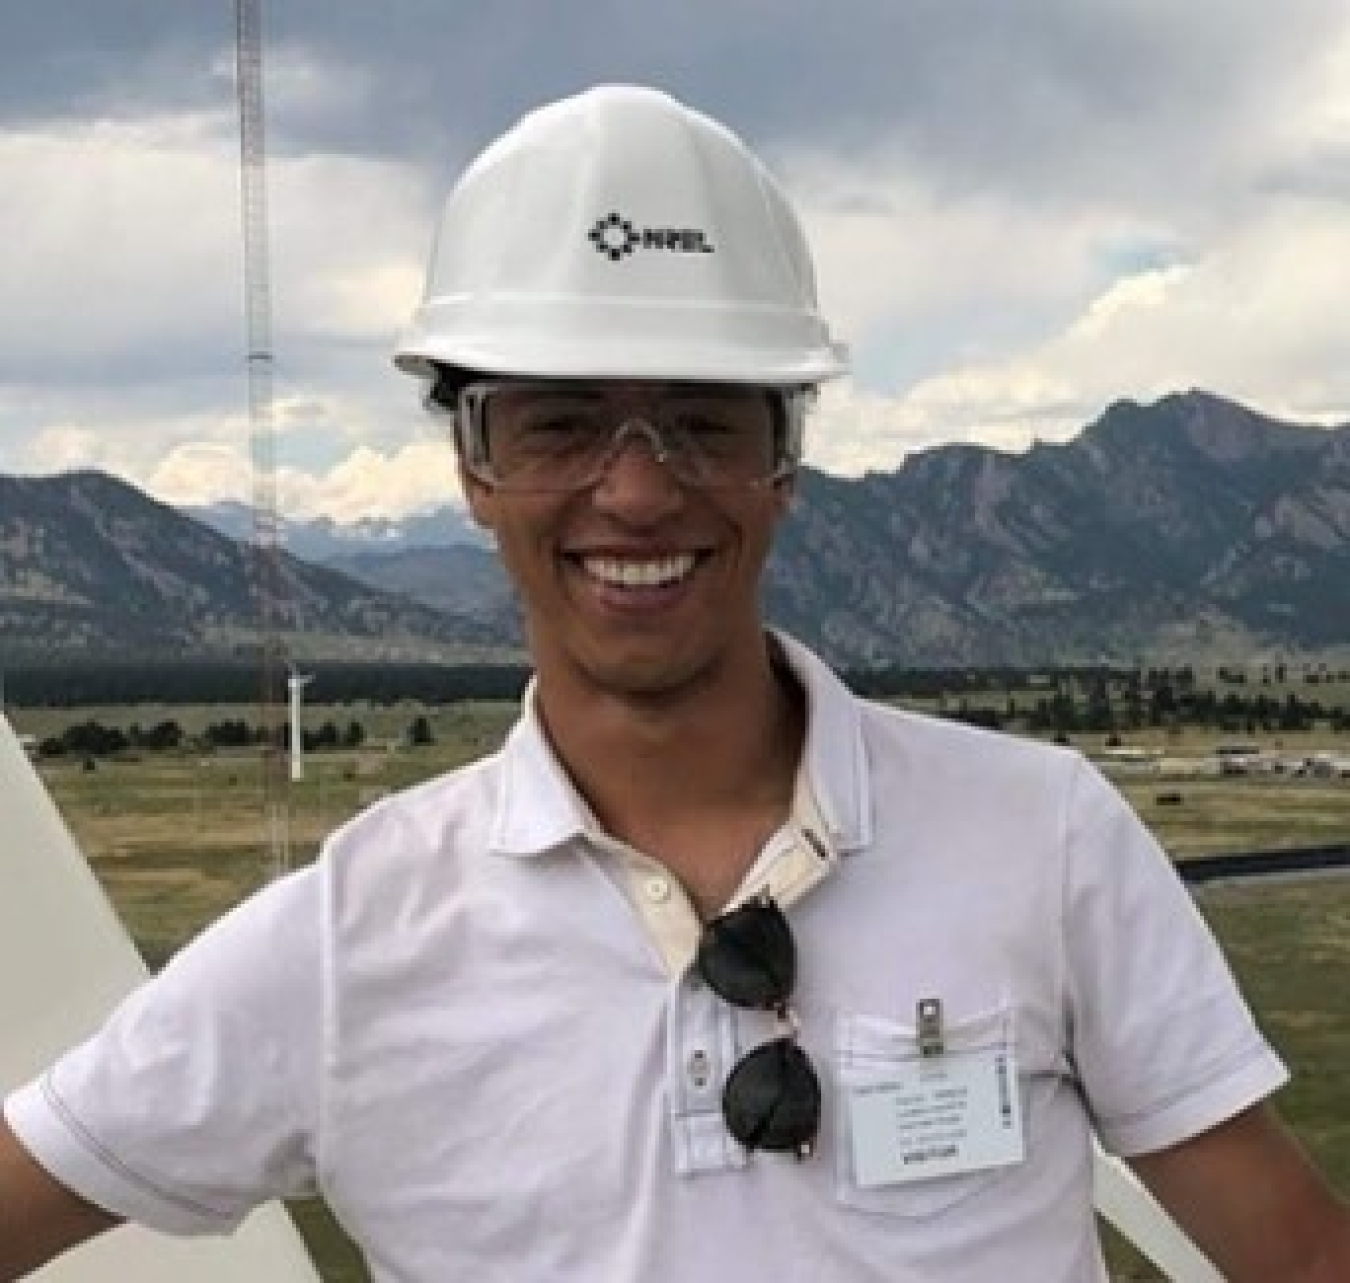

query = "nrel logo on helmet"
[{"left": 588, "top": 211, "right": 716, "bottom": 262}]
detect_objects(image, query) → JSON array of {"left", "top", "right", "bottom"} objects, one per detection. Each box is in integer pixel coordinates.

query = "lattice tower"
[{"left": 235, "top": 0, "right": 289, "bottom": 878}]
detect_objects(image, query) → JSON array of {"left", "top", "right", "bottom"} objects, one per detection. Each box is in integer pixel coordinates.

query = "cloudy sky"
[{"left": 3, "top": 2, "right": 1348, "bottom": 523}]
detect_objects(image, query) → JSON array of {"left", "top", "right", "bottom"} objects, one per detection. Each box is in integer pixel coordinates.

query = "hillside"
[{"left": 0, "top": 471, "right": 512, "bottom": 663}]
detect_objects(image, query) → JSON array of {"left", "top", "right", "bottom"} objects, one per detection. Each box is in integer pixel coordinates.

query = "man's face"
[{"left": 458, "top": 380, "right": 794, "bottom": 700}]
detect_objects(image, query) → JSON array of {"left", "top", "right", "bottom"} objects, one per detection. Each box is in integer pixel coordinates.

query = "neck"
[{"left": 534, "top": 635, "right": 806, "bottom": 911}]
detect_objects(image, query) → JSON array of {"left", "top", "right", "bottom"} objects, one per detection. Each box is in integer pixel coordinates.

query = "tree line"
[
  {"left": 9, "top": 660, "right": 1349, "bottom": 756},
  {"left": 0, "top": 660, "right": 532, "bottom": 709},
  {"left": 931, "top": 671, "right": 1350, "bottom": 737},
  {"left": 6, "top": 658, "right": 1349, "bottom": 712},
  {"left": 34, "top": 717, "right": 374, "bottom": 762}
]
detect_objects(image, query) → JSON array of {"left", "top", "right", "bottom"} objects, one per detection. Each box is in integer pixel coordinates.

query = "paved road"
[{"left": 1177, "top": 842, "right": 1350, "bottom": 886}]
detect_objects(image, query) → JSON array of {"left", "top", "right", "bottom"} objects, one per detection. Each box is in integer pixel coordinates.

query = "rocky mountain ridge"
[
  {"left": 766, "top": 391, "right": 1350, "bottom": 664},
  {"left": 0, "top": 471, "right": 510, "bottom": 664}
]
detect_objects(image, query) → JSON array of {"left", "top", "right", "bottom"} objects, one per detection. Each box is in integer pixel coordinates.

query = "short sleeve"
[
  {"left": 1061, "top": 757, "right": 1287, "bottom": 1157},
  {"left": 3, "top": 865, "right": 324, "bottom": 1235}
]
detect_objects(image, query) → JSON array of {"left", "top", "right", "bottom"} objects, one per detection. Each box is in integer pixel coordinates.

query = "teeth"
[{"left": 582, "top": 554, "right": 697, "bottom": 587}]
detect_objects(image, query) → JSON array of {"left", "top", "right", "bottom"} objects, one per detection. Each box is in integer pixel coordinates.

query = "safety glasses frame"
[{"left": 434, "top": 378, "right": 808, "bottom": 493}]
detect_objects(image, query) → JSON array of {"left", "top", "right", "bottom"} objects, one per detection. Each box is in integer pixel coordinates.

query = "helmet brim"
[{"left": 393, "top": 297, "right": 849, "bottom": 388}]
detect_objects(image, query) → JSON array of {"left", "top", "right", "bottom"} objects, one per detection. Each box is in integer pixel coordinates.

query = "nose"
[{"left": 591, "top": 419, "right": 686, "bottom": 515}]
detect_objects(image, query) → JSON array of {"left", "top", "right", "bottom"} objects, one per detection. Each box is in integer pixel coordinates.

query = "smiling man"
[
  {"left": 447, "top": 380, "right": 796, "bottom": 714},
  {"left": 3, "top": 84, "right": 1349, "bottom": 1282}
]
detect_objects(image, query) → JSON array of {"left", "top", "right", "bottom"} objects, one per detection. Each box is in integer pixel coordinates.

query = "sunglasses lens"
[
  {"left": 722, "top": 1039, "right": 821, "bottom": 1154},
  {"left": 697, "top": 897, "right": 820, "bottom": 1157},
  {"left": 696, "top": 900, "right": 796, "bottom": 1009}
]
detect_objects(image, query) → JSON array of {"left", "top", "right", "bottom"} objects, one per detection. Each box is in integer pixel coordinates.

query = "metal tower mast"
[{"left": 235, "top": 0, "right": 289, "bottom": 878}]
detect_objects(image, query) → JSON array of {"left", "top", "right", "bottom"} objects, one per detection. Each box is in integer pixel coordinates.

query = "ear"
[{"left": 456, "top": 454, "right": 497, "bottom": 532}]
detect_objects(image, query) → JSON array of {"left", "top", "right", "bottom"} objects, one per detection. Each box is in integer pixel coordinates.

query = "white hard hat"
[{"left": 394, "top": 84, "right": 848, "bottom": 388}]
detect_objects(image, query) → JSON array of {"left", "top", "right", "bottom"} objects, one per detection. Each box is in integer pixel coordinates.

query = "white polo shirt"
[{"left": 6, "top": 634, "right": 1286, "bottom": 1282}]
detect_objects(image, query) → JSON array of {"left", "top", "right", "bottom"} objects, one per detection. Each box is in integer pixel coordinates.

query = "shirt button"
[
  {"left": 688, "top": 1049, "right": 712, "bottom": 1089},
  {"left": 643, "top": 875, "right": 672, "bottom": 903}
]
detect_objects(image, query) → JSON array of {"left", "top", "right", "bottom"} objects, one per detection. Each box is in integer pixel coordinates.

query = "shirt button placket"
[
  {"left": 681, "top": 974, "right": 721, "bottom": 1108},
  {"left": 687, "top": 1047, "right": 712, "bottom": 1090}
]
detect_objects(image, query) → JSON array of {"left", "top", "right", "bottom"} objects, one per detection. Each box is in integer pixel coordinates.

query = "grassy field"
[
  {"left": 1117, "top": 774, "right": 1350, "bottom": 857},
  {"left": 1101, "top": 878, "right": 1350, "bottom": 1279},
  {"left": 11, "top": 702, "right": 1350, "bottom": 1279}
]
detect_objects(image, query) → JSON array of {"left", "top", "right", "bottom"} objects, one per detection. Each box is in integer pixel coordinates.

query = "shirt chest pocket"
[{"left": 834, "top": 1005, "right": 1048, "bottom": 1219}]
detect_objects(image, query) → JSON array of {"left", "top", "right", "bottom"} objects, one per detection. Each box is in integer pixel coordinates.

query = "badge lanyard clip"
[{"left": 917, "top": 997, "right": 945, "bottom": 1057}]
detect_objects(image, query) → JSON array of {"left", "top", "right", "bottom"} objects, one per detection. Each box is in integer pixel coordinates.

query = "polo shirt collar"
[
  {"left": 488, "top": 631, "right": 872, "bottom": 858},
  {"left": 490, "top": 688, "right": 596, "bottom": 854},
  {"left": 770, "top": 631, "right": 872, "bottom": 855}
]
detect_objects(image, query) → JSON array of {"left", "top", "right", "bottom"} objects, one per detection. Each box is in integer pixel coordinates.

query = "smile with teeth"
[{"left": 579, "top": 553, "right": 699, "bottom": 588}]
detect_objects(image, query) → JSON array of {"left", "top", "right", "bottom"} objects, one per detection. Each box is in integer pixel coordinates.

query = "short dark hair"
[{"left": 427, "top": 363, "right": 474, "bottom": 412}]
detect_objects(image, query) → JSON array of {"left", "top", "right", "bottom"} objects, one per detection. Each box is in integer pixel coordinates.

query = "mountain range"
[
  {"left": 0, "top": 472, "right": 509, "bottom": 665},
  {"left": 2, "top": 390, "right": 1347, "bottom": 668},
  {"left": 181, "top": 498, "right": 487, "bottom": 561}
]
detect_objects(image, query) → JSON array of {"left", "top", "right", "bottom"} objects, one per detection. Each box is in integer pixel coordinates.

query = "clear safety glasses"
[
  {"left": 446, "top": 380, "right": 807, "bottom": 493},
  {"left": 695, "top": 892, "right": 821, "bottom": 1158}
]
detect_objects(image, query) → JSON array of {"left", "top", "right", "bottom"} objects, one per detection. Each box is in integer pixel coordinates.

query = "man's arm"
[
  {"left": 1129, "top": 1103, "right": 1350, "bottom": 1283},
  {"left": 0, "top": 1116, "right": 120, "bottom": 1281}
]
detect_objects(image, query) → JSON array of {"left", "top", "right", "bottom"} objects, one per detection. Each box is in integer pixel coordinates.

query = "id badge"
[{"left": 848, "top": 1047, "right": 1025, "bottom": 1188}]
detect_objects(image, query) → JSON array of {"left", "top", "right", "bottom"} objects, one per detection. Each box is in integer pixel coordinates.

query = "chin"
[{"left": 576, "top": 643, "right": 716, "bottom": 701}]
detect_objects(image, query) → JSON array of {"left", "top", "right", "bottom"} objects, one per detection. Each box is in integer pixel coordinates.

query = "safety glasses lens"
[{"left": 459, "top": 382, "right": 789, "bottom": 492}]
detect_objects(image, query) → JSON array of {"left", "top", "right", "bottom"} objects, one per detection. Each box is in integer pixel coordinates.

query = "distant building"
[{"left": 1100, "top": 745, "right": 1162, "bottom": 763}]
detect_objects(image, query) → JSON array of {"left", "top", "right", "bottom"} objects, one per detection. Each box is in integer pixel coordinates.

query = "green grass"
[
  {"left": 1101, "top": 878, "right": 1350, "bottom": 1279},
  {"left": 1115, "top": 775, "right": 1350, "bottom": 857},
  {"left": 1201, "top": 882, "right": 1350, "bottom": 1188},
  {"left": 285, "top": 1200, "right": 368, "bottom": 1283}
]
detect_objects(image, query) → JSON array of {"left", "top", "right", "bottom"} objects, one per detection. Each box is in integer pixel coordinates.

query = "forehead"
[{"left": 486, "top": 380, "right": 769, "bottom": 404}]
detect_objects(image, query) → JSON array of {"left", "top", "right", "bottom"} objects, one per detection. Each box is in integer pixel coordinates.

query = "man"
[{"left": 2, "top": 84, "right": 1348, "bottom": 1282}]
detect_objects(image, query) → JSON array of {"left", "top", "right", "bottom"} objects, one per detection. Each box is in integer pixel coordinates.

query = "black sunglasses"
[{"left": 695, "top": 892, "right": 821, "bottom": 1158}]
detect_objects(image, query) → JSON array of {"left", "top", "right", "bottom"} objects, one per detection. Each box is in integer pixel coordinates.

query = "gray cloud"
[
  {"left": 2, "top": 1, "right": 1347, "bottom": 513},
  {"left": 8, "top": 3, "right": 1344, "bottom": 175}
]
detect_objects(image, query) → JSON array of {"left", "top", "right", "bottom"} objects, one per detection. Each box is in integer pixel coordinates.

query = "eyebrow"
[{"left": 498, "top": 382, "right": 763, "bottom": 413}]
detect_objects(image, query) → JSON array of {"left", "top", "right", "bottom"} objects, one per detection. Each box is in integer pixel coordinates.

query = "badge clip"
[{"left": 916, "top": 997, "right": 945, "bottom": 1057}]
